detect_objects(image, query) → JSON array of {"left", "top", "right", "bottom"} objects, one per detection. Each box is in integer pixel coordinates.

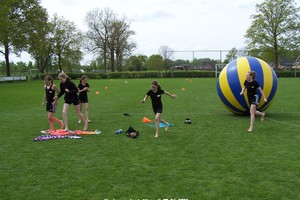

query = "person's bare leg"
[
  {"left": 62, "top": 103, "right": 70, "bottom": 130},
  {"left": 248, "top": 105, "right": 256, "bottom": 132},
  {"left": 48, "top": 112, "right": 55, "bottom": 131},
  {"left": 75, "top": 105, "right": 88, "bottom": 130},
  {"left": 155, "top": 113, "right": 161, "bottom": 137},
  {"left": 256, "top": 110, "right": 265, "bottom": 121},
  {"left": 160, "top": 118, "right": 169, "bottom": 131},
  {"left": 51, "top": 114, "right": 64, "bottom": 129},
  {"left": 84, "top": 103, "right": 91, "bottom": 122},
  {"left": 78, "top": 103, "right": 82, "bottom": 123}
]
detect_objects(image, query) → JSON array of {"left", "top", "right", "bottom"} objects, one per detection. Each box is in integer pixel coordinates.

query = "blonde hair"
[{"left": 58, "top": 72, "right": 68, "bottom": 79}]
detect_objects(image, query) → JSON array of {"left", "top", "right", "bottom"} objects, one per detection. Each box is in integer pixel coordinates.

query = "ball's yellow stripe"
[
  {"left": 237, "top": 57, "right": 251, "bottom": 107},
  {"left": 219, "top": 65, "right": 246, "bottom": 111},
  {"left": 257, "top": 59, "right": 273, "bottom": 108}
]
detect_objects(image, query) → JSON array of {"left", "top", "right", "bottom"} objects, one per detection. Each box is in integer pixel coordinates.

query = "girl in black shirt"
[
  {"left": 78, "top": 75, "right": 91, "bottom": 123},
  {"left": 240, "top": 71, "right": 267, "bottom": 132},
  {"left": 42, "top": 75, "right": 64, "bottom": 132},
  {"left": 141, "top": 80, "right": 176, "bottom": 137},
  {"left": 54, "top": 73, "right": 88, "bottom": 131}
]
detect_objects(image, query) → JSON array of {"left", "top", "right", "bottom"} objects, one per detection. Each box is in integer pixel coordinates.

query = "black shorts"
[
  {"left": 248, "top": 95, "right": 259, "bottom": 105},
  {"left": 46, "top": 102, "right": 56, "bottom": 113},
  {"left": 153, "top": 106, "right": 163, "bottom": 114},
  {"left": 65, "top": 99, "right": 79, "bottom": 106},
  {"left": 79, "top": 97, "right": 88, "bottom": 103}
]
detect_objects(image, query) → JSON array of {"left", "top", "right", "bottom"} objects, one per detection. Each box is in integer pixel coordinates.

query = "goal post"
[
  {"left": 215, "top": 63, "right": 227, "bottom": 78},
  {"left": 30, "top": 69, "right": 40, "bottom": 80}
]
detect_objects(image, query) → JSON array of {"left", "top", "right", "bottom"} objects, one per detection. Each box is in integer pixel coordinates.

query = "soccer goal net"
[{"left": 215, "top": 63, "right": 227, "bottom": 78}]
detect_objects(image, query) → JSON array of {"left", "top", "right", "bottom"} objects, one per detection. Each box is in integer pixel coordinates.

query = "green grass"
[{"left": 0, "top": 78, "right": 300, "bottom": 200}]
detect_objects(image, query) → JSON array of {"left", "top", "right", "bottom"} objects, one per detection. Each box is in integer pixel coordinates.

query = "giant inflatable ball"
[{"left": 216, "top": 56, "right": 278, "bottom": 114}]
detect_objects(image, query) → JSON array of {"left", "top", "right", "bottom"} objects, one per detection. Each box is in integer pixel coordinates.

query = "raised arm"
[{"left": 164, "top": 91, "right": 176, "bottom": 98}]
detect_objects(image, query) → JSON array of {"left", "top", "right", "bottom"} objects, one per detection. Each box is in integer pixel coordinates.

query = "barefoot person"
[
  {"left": 240, "top": 71, "right": 267, "bottom": 132},
  {"left": 42, "top": 75, "right": 64, "bottom": 132},
  {"left": 54, "top": 73, "right": 88, "bottom": 131},
  {"left": 78, "top": 75, "right": 91, "bottom": 123},
  {"left": 141, "top": 80, "right": 176, "bottom": 137}
]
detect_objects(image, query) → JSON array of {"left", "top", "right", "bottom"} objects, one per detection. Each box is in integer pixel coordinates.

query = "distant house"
[{"left": 174, "top": 64, "right": 215, "bottom": 71}]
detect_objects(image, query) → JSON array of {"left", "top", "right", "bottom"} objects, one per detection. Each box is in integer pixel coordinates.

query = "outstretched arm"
[
  {"left": 141, "top": 95, "right": 149, "bottom": 103},
  {"left": 258, "top": 87, "right": 267, "bottom": 102},
  {"left": 165, "top": 91, "right": 176, "bottom": 98}
]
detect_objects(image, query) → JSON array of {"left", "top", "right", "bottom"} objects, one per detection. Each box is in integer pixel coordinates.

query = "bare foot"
[
  {"left": 165, "top": 122, "right": 169, "bottom": 131},
  {"left": 64, "top": 128, "right": 69, "bottom": 131},
  {"left": 87, "top": 120, "right": 92, "bottom": 123},
  {"left": 84, "top": 121, "right": 88, "bottom": 131},
  {"left": 261, "top": 113, "right": 265, "bottom": 121},
  {"left": 78, "top": 120, "right": 81, "bottom": 124},
  {"left": 59, "top": 121, "right": 64, "bottom": 129},
  {"left": 247, "top": 128, "right": 253, "bottom": 132},
  {"left": 155, "top": 133, "right": 159, "bottom": 138}
]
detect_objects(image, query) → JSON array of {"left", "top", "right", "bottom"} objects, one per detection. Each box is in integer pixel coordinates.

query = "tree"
[
  {"left": 125, "top": 55, "right": 148, "bottom": 71},
  {"left": 0, "top": 0, "right": 47, "bottom": 76},
  {"left": 51, "top": 14, "right": 83, "bottom": 72},
  {"left": 85, "top": 8, "right": 115, "bottom": 73},
  {"left": 146, "top": 54, "right": 164, "bottom": 71},
  {"left": 112, "top": 19, "right": 136, "bottom": 72},
  {"left": 245, "top": 0, "right": 300, "bottom": 69},
  {"left": 27, "top": 8, "right": 52, "bottom": 73},
  {"left": 159, "top": 46, "right": 174, "bottom": 72},
  {"left": 224, "top": 47, "right": 238, "bottom": 63},
  {"left": 85, "top": 8, "right": 136, "bottom": 72}
]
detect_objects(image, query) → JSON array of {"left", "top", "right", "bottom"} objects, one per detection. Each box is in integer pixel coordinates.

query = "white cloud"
[{"left": 2, "top": 0, "right": 269, "bottom": 63}]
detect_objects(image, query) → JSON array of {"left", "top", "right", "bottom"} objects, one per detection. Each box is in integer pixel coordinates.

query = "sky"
[{"left": 8, "top": 0, "right": 265, "bottom": 64}]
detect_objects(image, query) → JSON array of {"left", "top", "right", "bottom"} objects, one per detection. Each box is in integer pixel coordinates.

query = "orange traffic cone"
[{"left": 142, "top": 117, "right": 152, "bottom": 123}]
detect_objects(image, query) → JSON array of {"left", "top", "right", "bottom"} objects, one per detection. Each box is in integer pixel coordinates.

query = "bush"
[{"left": 29, "top": 69, "right": 300, "bottom": 80}]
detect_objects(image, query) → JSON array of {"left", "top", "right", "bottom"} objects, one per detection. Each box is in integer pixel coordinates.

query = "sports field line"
[{"left": 268, "top": 117, "right": 300, "bottom": 128}]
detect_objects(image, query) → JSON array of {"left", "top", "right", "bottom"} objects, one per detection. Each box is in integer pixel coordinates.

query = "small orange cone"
[
  {"left": 142, "top": 117, "right": 152, "bottom": 123},
  {"left": 181, "top": 88, "right": 186, "bottom": 91},
  {"left": 95, "top": 91, "right": 100, "bottom": 95},
  {"left": 190, "top": 79, "right": 192, "bottom": 83}
]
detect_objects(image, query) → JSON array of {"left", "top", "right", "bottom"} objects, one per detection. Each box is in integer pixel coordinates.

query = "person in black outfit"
[
  {"left": 42, "top": 75, "right": 64, "bottom": 132},
  {"left": 78, "top": 75, "right": 91, "bottom": 123},
  {"left": 54, "top": 73, "right": 88, "bottom": 131},
  {"left": 240, "top": 71, "right": 267, "bottom": 132},
  {"left": 141, "top": 80, "right": 176, "bottom": 137}
]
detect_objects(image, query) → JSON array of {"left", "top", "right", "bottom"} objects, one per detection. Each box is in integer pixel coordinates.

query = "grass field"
[{"left": 0, "top": 78, "right": 299, "bottom": 200}]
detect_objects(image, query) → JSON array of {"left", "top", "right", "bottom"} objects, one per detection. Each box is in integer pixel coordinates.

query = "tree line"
[{"left": 0, "top": 0, "right": 299, "bottom": 76}]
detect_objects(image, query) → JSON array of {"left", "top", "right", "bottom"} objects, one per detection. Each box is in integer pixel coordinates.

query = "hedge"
[{"left": 30, "top": 70, "right": 300, "bottom": 80}]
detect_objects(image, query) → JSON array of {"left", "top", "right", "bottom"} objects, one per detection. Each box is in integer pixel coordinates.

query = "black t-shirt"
[
  {"left": 147, "top": 89, "right": 165, "bottom": 108},
  {"left": 57, "top": 78, "right": 79, "bottom": 102},
  {"left": 78, "top": 82, "right": 90, "bottom": 100},
  {"left": 45, "top": 84, "right": 55, "bottom": 104},
  {"left": 244, "top": 80, "right": 260, "bottom": 98}
]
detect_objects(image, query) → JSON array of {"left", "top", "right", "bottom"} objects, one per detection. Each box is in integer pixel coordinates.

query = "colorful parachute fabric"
[{"left": 34, "top": 134, "right": 82, "bottom": 142}]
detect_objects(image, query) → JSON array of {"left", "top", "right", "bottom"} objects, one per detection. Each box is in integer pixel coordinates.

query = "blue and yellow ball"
[{"left": 216, "top": 56, "right": 278, "bottom": 114}]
